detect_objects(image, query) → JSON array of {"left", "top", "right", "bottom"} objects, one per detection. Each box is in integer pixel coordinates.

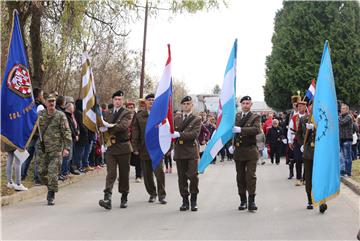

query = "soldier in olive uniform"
[
  {"left": 232, "top": 96, "right": 261, "bottom": 211},
  {"left": 99, "top": 90, "right": 133, "bottom": 210},
  {"left": 172, "top": 96, "right": 202, "bottom": 211},
  {"left": 297, "top": 108, "right": 328, "bottom": 213},
  {"left": 131, "top": 93, "right": 167, "bottom": 204},
  {"left": 36, "top": 94, "right": 72, "bottom": 205}
]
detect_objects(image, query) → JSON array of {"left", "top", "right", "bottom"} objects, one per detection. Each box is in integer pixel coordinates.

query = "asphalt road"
[{"left": 2, "top": 158, "right": 359, "bottom": 240}]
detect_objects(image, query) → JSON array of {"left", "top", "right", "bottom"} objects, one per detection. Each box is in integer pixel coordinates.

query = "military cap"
[
  {"left": 297, "top": 100, "right": 307, "bottom": 105},
  {"left": 145, "top": 93, "right": 155, "bottom": 100},
  {"left": 112, "top": 90, "right": 124, "bottom": 98},
  {"left": 181, "top": 96, "right": 192, "bottom": 104},
  {"left": 291, "top": 95, "right": 301, "bottom": 104},
  {"left": 240, "top": 95, "right": 252, "bottom": 103},
  {"left": 46, "top": 93, "right": 56, "bottom": 101}
]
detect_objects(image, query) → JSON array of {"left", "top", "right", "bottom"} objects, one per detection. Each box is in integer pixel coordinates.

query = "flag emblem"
[{"left": 7, "top": 64, "right": 32, "bottom": 97}]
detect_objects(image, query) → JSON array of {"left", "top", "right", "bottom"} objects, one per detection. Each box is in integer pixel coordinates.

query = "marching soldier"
[
  {"left": 99, "top": 90, "right": 133, "bottom": 210},
  {"left": 286, "top": 94, "right": 301, "bottom": 179},
  {"left": 172, "top": 96, "right": 202, "bottom": 211},
  {"left": 131, "top": 93, "right": 167, "bottom": 204},
  {"left": 37, "top": 93, "right": 72, "bottom": 205},
  {"left": 288, "top": 99, "right": 308, "bottom": 186},
  {"left": 232, "top": 96, "right": 261, "bottom": 211},
  {"left": 297, "top": 104, "right": 328, "bottom": 213}
]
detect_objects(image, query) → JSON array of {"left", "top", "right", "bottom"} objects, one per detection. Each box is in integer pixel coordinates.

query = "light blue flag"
[
  {"left": 198, "top": 39, "right": 237, "bottom": 173},
  {"left": 312, "top": 40, "right": 340, "bottom": 205}
]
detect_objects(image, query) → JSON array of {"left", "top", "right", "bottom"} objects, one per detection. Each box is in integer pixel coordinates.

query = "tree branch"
[{"left": 84, "top": 11, "right": 129, "bottom": 37}]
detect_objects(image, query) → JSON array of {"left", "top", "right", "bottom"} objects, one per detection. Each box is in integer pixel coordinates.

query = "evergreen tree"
[{"left": 264, "top": 1, "right": 360, "bottom": 110}]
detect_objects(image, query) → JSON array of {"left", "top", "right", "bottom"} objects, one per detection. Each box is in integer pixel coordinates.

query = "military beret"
[
  {"left": 181, "top": 96, "right": 192, "bottom": 104},
  {"left": 240, "top": 96, "right": 252, "bottom": 103},
  {"left": 145, "top": 93, "right": 155, "bottom": 100},
  {"left": 112, "top": 90, "right": 124, "bottom": 98},
  {"left": 46, "top": 93, "right": 56, "bottom": 101}
]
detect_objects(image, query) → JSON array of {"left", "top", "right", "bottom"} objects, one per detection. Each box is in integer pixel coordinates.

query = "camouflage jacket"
[{"left": 36, "top": 109, "right": 72, "bottom": 153}]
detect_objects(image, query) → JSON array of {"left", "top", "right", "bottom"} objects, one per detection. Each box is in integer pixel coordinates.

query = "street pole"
[{"left": 139, "top": 0, "right": 149, "bottom": 98}]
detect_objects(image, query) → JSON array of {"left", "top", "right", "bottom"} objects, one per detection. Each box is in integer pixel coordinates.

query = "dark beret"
[
  {"left": 145, "top": 93, "right": 155, "bottom": 100},
  {"left": 181, "top": 96, "right": 192, "bottom": 104},
  {"left": 112, "top": 90, "right": 124, "bottom": 98},
  {"left": 240, "top": 95, "right": 252, "bottom": 103}
]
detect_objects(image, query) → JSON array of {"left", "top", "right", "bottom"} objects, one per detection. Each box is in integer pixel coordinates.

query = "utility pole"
[{"left": 139, "top": 0, "right": 149, "bottom": 98}]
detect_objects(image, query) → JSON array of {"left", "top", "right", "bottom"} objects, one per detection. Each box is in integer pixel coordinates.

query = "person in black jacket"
[
  {"left": 60, "top": 102, "right": 79, "bottom": 179},
  {"left": 266, "top": 119, "right": 285, "bottom": 165},
  {"left": 72, "top": 99, "right": 88, "bottom": 175}
]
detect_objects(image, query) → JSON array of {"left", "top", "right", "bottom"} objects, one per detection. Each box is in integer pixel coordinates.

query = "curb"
[
  {"left": 341, "top": 176, "right": 360, "bottom": 196},
  {"left": 1, "top": 168, "right": 106, "bottom": 207}
]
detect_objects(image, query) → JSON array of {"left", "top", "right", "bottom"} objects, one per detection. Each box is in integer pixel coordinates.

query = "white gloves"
[
  {"left": 282, "top": 139, "right": 288, "bottom": 144},
  {"left": 99, "top": 126, "right": 108, "bottom": 133},
  {"left": 171, "top": 131, "right": 180, "bottom": 139},
  {"left": 300, "top": 145, "right": 304, "bottom": 153},
  {"left": 306, "top": 123, "right": 314, "bottom": 130},
  {"left": 101, "top": 145, "right": 107, "bottom": 153},
  {"left": 228, "top": 145, "right": 235, "bottom": 154},
  {"left": 232, "top": 126, "right": 241, "bottom": 133},
  {"left": 101, "top": 116, "right": 116, "bottom": 128}
]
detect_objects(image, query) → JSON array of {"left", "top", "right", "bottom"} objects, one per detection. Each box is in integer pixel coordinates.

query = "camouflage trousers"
[{"left": 37, "top": 151, "right": 62, "bottom": 192}]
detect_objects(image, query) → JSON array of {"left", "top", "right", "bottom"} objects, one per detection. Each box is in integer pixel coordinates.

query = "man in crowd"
[
  {"left": 172, "top": 96, "right": 202, "bottom": 211},
  {"left": 98, "top": 90, "right": 133, "bottom": 210},
  {"left": 339, "top": 103, "right": 354, "bottom": 177},
  {"left": 232, "top": 96, "right": 261, "bottom": 212},
  {"left": 37, "top": 93, "right": 72, "bottom": 205},
  {"left": 131, "top": 93, "right": 167, "bottom": 204}
]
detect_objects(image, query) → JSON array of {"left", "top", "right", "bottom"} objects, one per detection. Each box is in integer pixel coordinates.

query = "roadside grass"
[{"left": 351, "top": 159, "right": 360, "bottom": 184}]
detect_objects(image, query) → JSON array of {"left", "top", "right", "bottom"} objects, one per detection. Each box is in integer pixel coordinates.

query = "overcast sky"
[{"left": 128, "top": 0, "right": 283, "bottom": 101}]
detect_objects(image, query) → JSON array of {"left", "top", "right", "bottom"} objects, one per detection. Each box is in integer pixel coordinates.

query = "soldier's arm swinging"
[
  {"left": 131, "top": 114, "right": 141, "bottom": 154},
  {"left": 60, "top": 113, "right": 72, "bottom": 154}
]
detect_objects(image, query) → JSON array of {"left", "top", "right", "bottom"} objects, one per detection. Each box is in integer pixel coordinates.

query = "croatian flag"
[
  {"left": 145, "top": 44, "right": 174, "bottom": 170},
  {"left": 305, "top": 79, "right": 316, "bottom": 101},
  {"left": 198, "top": 39, "right": 237, "bottom": 173}
]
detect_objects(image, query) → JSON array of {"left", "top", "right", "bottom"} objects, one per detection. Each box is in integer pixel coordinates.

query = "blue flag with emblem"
[
  {"left": 312, "top": 40, "right": 340, "bottom": 206},
  {"left": 0, "top": 10, "right": 38, "bottom": 150}
]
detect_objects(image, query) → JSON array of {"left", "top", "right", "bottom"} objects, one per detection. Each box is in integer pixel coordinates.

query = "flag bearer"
[
  {"left": 99, "top": 90, "right": 133, "bottom": 210},
  {"left": 172, "top": 96, "right": 202, "bottom": 211},
  {"left": 232, "top": 96, "right": 261, "bottom": 212}
]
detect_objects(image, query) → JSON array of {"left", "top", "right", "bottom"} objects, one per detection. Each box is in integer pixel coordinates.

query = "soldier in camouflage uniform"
[{"left": 36, "top": 94, "right": 72, "bottom": 205}]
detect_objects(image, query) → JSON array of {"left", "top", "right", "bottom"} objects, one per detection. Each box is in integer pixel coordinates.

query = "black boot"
[
  {"left": 288, "top": 166, "right": 294, "bottom": 179},
  {"left": 248, "top": 194, "right": 258, "bottom": 211},
  {"left": 179, "top": 195, "right": 189, "bottom": 211},
  {"left": 47, "top": 191, "right": 55, "bottom": 206},
  {"left": 319, "top": 203, "right": 328, "bottom": 214},
  {"left": 190, "top": 194, "right": 198, "bottom": 211},
  {"left": 99, "top": 192, "right": 112, "bottom": 210},
  {"left": 238, "top": 194, "right": 247, "bottom": 210},
  {"left": 120, "top": 193, "right": 128, "bottom": 208},
  {"left": 306, "top": 192, "right": 313, "bottom": 210}
]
